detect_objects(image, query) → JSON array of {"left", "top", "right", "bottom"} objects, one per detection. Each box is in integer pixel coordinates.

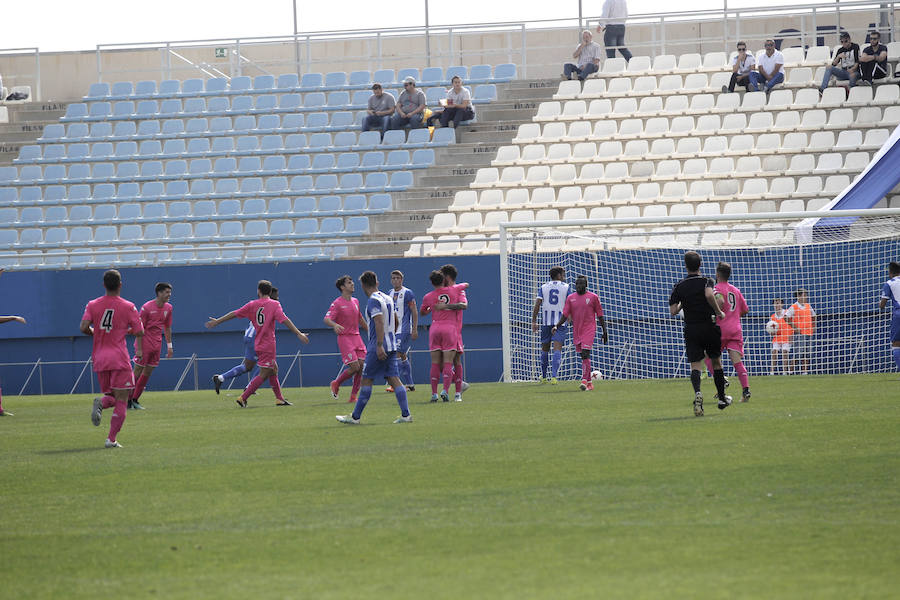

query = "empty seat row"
[
  {"left": 0, "top": 195, "right": 391, "bottom": 228},
  {"left": 83, "top": 65, "right": 516, "bottom": 101},
  {"left": 514, "top": 111, "right": 895, "bottom": 145},
  {"left": 0, "top": 216, "right": 371, "bottom": 249},
  {"left": 64, "top": 85, "right": 497, "bottom": 122}
]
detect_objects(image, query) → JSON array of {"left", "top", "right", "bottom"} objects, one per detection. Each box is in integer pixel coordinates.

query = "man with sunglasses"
[
  {"left": 389, "top": 77, "right": 426, "bottom": 131},
  {"left": 722, "top": 41, "right": 755, "bottom": 94},
  {"left": 858, "top": 31, "right": 888, "bottom": 85},
  {"left": 819, "top": 32, "right": 859, "bottom": 93},
  {"left": 750, "top": 39, "right": 784, "bottom": 93}
]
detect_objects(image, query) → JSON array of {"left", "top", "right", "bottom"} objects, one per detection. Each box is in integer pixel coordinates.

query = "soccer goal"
[{"left": 499, "top": 208, "right": 900, "bottom": 382}]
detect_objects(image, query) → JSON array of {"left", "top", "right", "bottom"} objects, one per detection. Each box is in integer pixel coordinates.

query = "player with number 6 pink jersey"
[{"left": 234, "top": 297, "right": 287, "bottom": 369}]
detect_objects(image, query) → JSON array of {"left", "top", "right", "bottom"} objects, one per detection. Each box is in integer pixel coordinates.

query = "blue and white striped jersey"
[
  {"left": 537, "top": 280, "right": 573, "bottom": 326},
  {"left": 390, "top": 286, "right": 416, "bottom": 335},
  {"left": 882, "top": 276, "right": 900, "bottom": 314},
  {"left": 243, "top": 322, "right": 256, "bottom": 341},
  {"left": 365, "top": 290, "right": 399, "bottom": 353}
]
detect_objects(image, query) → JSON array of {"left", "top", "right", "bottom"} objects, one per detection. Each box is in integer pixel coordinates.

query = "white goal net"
[{"left": 499, "top": 209, "right": 900, "bottom": 382}]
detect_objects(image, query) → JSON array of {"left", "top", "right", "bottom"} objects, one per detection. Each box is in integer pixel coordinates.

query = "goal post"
[{"left": 499, "top": 208, "right": 900, "bottom": 383}]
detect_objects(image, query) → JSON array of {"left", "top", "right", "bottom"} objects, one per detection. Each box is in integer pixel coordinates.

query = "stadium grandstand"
[{"left": 1, "top": 1, "right": 899, "bottom": 393}]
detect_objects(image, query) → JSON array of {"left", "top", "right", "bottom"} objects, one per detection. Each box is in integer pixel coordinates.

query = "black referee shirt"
[{"left": 669, "top": 274, "right": 716, "bottom": 324}]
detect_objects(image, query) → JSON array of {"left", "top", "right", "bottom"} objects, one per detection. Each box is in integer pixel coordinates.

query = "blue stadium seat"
[
  {"left": 92, "top": 225, "right": 118, "bottom": 244},
  {"left": 368, "top": 193, "right": 392, "bottom": 212},
  {"left": 349, "top": 90, "right": 370, "bottom": 109},
  {"left": 181, "top": 79, "right": 204, "bottom": 97},
  {"left": 158, "top": 80, "right": 181, "bottom": 97},
  {"left": 420, "top": 67, "right": 442, "bottom": 86},
  {"left": 311, "top": 153, "right": 335, "bottom": 173},
  {"left": 111, "top": 121, "right": 137, "bottom": 140},
  {"left": 269, "top": 218, "right": 293, "bottom": 239},
  {"left": 381, "top": 129, "right": 406, "bottom": 149},
  {"left": 324, "top": 71, "right": 347, "bottom": 90},
  {"left": 244, "top": 220, "right": 268, "bottom": 238},
  {"left": 243, "top": 198, "right": 266, "bottom": 216},
  {"left": 493, "top": 63, "right": 517, "bottom": 82},
  {"left": 285, "top": 133, "right": 307, "bottom": 151},
  {"left": 294, "top": 217, "right": 319, "bottom": 236},
  {"left": 412, "top": 148, "right": 435, "bottom": 167},
  {"left": 228, "top": 76, "right": 252, "bottom": 95},
  {"left": 233, "top": 117, "right": 256, "bottom": 135},
  {"left": 355, "top": 131, "right": 382, "bottom": 151},
  {"left": 0, "top": 229, "right": 18, "bottom": 246},
  {"left": 207, "top": 96, "right": 230, "bottom": 114},
  {"left": 287, "top": 154, "right": 311, "bottom": 172},
  {"left": 140, "top": 182, "right": 164, "bottom": 202},
  {"left": 237, "top": 157, "right": 261, "bottom": 174},
  {"left": 117, "top": 203, "right": 141, "bottom": 221},
  {"left": 159, "top": 119, "right": 183, "bottom": 139},
  {"left": 348, "top": 70, "right": 371, "bottom": 89},
  {"left": 304, "top": 92, "right": 326, "bottom": 110},
  {"left": 218, "top": 242, "right": 243, "bottom": 262},
  {"left": 191, "top": 200, "right": 215, "bottom": 218},
  {"left": 445, "top": 66, "right": 467, "bottom": 83},
  {"left": 17, "top": 206, "right": 42, "bottom": 225},
  {"left": 252, "top": 94, "right": 277, "bottom": 113},
  {"left": 387, "top": 170, "right": 414, "bottom": 191},
  {"left": 360, "top": 151, "right": 385, "bottom": 171},
  {"left": 337, "top": 173, "right": 363, "bottom": 193},
  {"left": 193, "top": 221, "right": 218, "bottom": 240},
  {"left": 68, "top": 227, "right": 93, "bottom": 246},
  {"left": 113, "top": 140, "right": 137, "bottom": 159},
  {"left": 217, "top": 199, "right": 241, "bottom": 217},
  {"left": 109, "top": 81, "right": 134, "bottom": 100},
  {"left": 275, "top": 73, "right": 299, "bottom": 92},
  {"left": 19, "top": 187, "right": 41, "bottom": 203},
  {"left": 164, "top": 180, "right": 189, "bottom": 200},
  {"left": 239, "top": 177, "right": 263, "bottom": 196},
  {"left": 88, "top": 122, "right": 113, "bottom": 140},
  {"left": 143, "top": 223, "right": 168, "bottom": 241},
  {"left": 278, "top": 94, "right": 302, "bottom": 112},
  {"left": 66, "top": 164, "right": 90, "bottom": 182},
  {"left": 110, "top": 101, "right": 135, "bottom": 120},
  {"left": 64, "top": 122, "right": 89, "bottom": 141},
  {"left": 317, "top": 195, "right": 341, "bottom": 213},
  {"left": 235, "top": 135, "right": 259, "bottom": 154},
  {"left": 332, "top": 131, "right": 356, "bottom": 152},
  {"left": 473, "top": 84, "right": 497, "bottom": 103},
  {"left": 373, "top": 69, "right": 395, "bottom": 87},
  {"left": 262, "top": 157, "right": 287, "bottom": 177},
  {"left": 16, "top": 228, "right": 42, "bottom": 248},
  {"left": 92, "top": 162, "right": 115, "bottom": 181},
  {"left": 256, "top": 115, "right": 281, "bottom": 135},
  {"left": 61, "top": 103, "right": 88, "bottom": 121},
  {"left": 290, "top": 175, "right": 313, "bottom": 193},
  {"left": 115, "top": 182, "right": 140, "bottom": 202},
  {"left": 90, "top": 142, "right": 114, "bottom": 159},
  {"left": 17, "top": 165, "right": 42, "bottom": 183},
  {"left": 404, "top": 128, "right": 431, "bottom": 148},
  {"left": 204, "top": 78, "right": 228, "bottom": 96},
  {"left": 468, "top": 64, "right": 492, "bottom": 83},
  {"left": 162, "top": 139, "right": 186, "bottom": 159},
  {"left": 304, "top": 112, "right": 329, "bottom": 132},
  {"left": 39, "top": 124, "right": 66, "bottom": 143},
  {"left": 182, "top": 98, "right": 206, "bottom": 117},
  {"left": 344, "top": 216, "right": 369, "bottom": 236},
  {"left": 425, "top": 87, "right": 444, "bottom": 106},
  {"left": 63, "top": 143, "right": 90, "bottom": 162},
  {"left": 135, "top": 99, "right": 158, "bottom": 117},
  {"left": 259, "top": 134, "right": 283, "bottom": 153},
  {"left": 271, "top": 241, "right": 297, "bottom": 260},
  {"left": 299, "top": 73, "right": 324, "bottom": 91},
  {"left": 15, "top": 145, "right": 41, "bottom": 163},
  {"left": 189, "top": 158, "right": 212, "bottom": 176},
  {"left": 45, "top": 205, "right": 69, "bottom": 224},
  {"left": 134, "top": 120, "right": 159, "bottom": 139},
  {"left": 289, "top": 196, "right": 314, "bottom": 215},
  {"left": 342, "top": 195, "right": 366, "bottom": 213},
  {"left": 387, "top": 149, "right": 410, "bottom": 167},
  {"left": 254, "top": 75, "right": 275, "bottom": 91},
  {"left": 42, "top": 229, "right": 68, "bottom": 248},
  {"left": 186, "top": 138, "right": 210, "bottom": 157},
  {"left": 43, "top": 186, "right": 67, "bottom": 203},
  {"left": 0, "top": 187, "right": 15, "bottom": 205},
  {"left": 68, "top": 204, "right": 92, "bottom": 223},
  {"left": 134, "top": 80, "right": 157, "bottom": 97},
  {"left": 318, "top": 217, "right": 344, "bottom": 237},
  {"left": 398, "top": 68, "right": 419, "bottom": 83},
  {"left": 186, "top": 117, "right": 209, "bottom": 136},
  {"left": 139, "top": 139, "right": 162, "bottom": 158},
  {"left": 189, "top": 179, "right": 214, "bottom": 197},
  {"left": 328, "top": 111, "right": 354, "bottom": 131},
  {"left": 86, "top": 102, "right": 111, "bottom": 121},
  {"left": 229, "top": 96, "right": 253, "bottom": 114},
  {"left": 281, "top": 114, "right": 304, "bottom": 131},
  {"left": 308, "top": 132, "right": 332, "bottom": 149},
  {"left": 86, "top": 83, "right": 110, "bottom": 100},
  {"left": 92, "top": 184, "right": 116, "bottom": 203},
  {"left": 211, "top": 136, "right": 235, "bottom": 154},
  {"left": 42, "top": 164, "right": 66, "bottom": 184},
  {"left": 213, "top": 157, "right": 237, "bottom": 175},
  {"left": 266, "top": 196, "right": 291, "bottom": 215},
  {"left": 431, "top": 127, "right": 456, "bottom": 145},
  {"left": 209, "top": 116, "right": 232, "bottom": 135},
  {"left": 158, "top": 98, "right": 182, "bottom": 117},
  {"left": 315, "top": 174, "right": 338, "bottom": 193},
  {"left": 115, "top": 162, "right": 139, "bottom": 180},
  {"left": 362, "top": 172, "right": 388, "bottom": 192},
  {"left": 336, "top": 152, "right": 360, "bottom": 172},
  {"left": 327, "top": 91, "right": 351, "bottom": 109}
]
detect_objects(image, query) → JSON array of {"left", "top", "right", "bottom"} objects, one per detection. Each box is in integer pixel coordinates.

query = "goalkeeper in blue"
[
  {"left": 879, "top": 261, "right": 900, "bottom": 372},
  {"left": 531, "top": 266, "right": 572, "bottom": 384}
]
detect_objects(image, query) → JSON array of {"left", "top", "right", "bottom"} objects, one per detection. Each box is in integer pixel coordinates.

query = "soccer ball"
[
  {"left": 590, "top": 370, "right": 603, "bottom": 381},
  {"left": 765, "top": 320, "right": 778, "bottom": 335}
]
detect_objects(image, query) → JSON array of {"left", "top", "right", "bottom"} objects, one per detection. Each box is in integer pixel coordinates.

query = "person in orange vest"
[
  {"left": 784, "top": 288, "right": 816, "bottom": 375},
  {"left": 767, "top": 298, "right": 794, "bottom": 375}
]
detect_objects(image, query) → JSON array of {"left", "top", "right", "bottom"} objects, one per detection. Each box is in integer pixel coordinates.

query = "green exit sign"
[{"left": 215, "top": 48, "right": 227, "bottom": 58}]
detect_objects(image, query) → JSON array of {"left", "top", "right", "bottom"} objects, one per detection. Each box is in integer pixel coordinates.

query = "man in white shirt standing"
[
  {"left": 596, "top": 0, "right": 632, "bottom": 61},
  {"left": 750, "top": 39, "right": 784, "bottom": 93},
  {"left": 722, "top": 41, "right": 756, "bottom": 93},
  {"left": 563, "top": 30, "right": 604, "bottom": 81}
]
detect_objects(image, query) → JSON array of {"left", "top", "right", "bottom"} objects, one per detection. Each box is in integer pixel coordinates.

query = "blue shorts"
[
  {"left": 243, "top": 337, "right": 257, "bottom": 362},
  {"left": 362, "top": 350, "right": 400, "bottom": 381},
  {"left": 891, "top": 314, "right": 900, "bottom": 343},
  {"left": 397, "top": 331, "right": 413, "bottom": 355},
  {"left": 540, "top": 324, "right": 567, "bottom": 345}
]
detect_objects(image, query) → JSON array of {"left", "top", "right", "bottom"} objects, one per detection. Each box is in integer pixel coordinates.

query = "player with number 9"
[
  {"left": 705, "top": 262, "right": 751, "bottom": 403},
  {"left": 206, "top": 280, "right": 309, "bottom": 407}
]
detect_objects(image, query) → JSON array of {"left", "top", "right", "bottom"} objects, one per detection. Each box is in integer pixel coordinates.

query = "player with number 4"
[
  {"left": 206, "top": 280, "right": 309, "bottom": 408},
  {"left": 551, "top": 275, "right": 608, "bottom": 391}
]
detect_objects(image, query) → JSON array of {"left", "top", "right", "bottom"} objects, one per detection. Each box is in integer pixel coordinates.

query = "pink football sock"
[
  {"left": 108, "top": 399, "right": 127, "bottom": 442},
  {"left": 336, "top": 368, "right": 354, "bottom": 386},
  {"left": 241, "top": 375, "right": 265, "bottom": 402},
  {"left": 430, "top": 364, "right": 441, "bottom": 393},
  {"left": 582, "top": 358, "right": 591, "bottom": 381},
  {"left": 350, "top": 372, "right": 362, "bottom": 399},
  {"left": 268, "top": 375, "right": 284, "bottom": 401},
  {"left": 442, "top": 363, "right": 454, "bottom": 393},
  {"left": 454, "top": 363, "right": 463, "bottom": 393},
  {"left": 734, "top": 362, "right": 749, "bottom": 388},
  {"left": 132, "top": 374, "right": 149, "bottom": 401},
  {"left": 101, "top": 394, "right": 116, "bottom": 409}
]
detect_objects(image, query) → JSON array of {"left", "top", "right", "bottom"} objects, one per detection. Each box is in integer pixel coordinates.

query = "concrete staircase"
[
  {"left": 361, "top": 78, "right": 561, "bottom": 257},
  {"left": 0, "top": 101, "right": 69, "bottom": 164}
]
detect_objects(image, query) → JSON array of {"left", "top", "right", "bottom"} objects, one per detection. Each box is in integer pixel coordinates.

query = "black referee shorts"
[{"left": 683, "top": 321, "right": 722, "bottom": 363}]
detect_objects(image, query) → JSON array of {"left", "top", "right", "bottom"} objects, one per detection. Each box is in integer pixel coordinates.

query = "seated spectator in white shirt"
[
  {"left": 427, "top": 76, "right": 475, "bottom": 129},
  {"left": 722, "top": 41, "right": 756, "bottom": 93},
  {"left": 750, "top": 39, "right": 785, "bottom": 93},
  {"left": 563, "top": 30, "right": 604, "bottom": 81},
  {"left": 858, "top": 31, "right": 888, "bottom": 84},
  {"left": 819, "top": 32, "right": 860, "bottom": 92}
]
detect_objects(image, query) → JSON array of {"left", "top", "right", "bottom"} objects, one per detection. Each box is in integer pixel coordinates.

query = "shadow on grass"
[
  {"left": 36, "top": 447, "right": 106, "bottom": 455},
  {"left": 645, "top": 415, "right": 704, "bottom": 422}
]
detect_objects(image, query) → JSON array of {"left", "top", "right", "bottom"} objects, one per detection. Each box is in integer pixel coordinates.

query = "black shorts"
[{"left": 684, "top": 322, "right": 722, "bottom": 363}]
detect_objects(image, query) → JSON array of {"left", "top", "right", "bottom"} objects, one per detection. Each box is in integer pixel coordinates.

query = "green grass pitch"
[{"left": 1, "top": 374, "right": 898, "bottom": 599}]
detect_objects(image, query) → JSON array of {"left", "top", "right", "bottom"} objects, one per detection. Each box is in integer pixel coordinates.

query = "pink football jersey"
[
  {"left": 235, "top": 298, "right": 287, "bottom": 355},
  {"left": 715, "top": 282, "right": 748, "bottom": 338},
  {"left": 562, "top": 291, "right": 603, "bottom": 343},
  {"left": 421, "top": 286, "right": 463, "bottom": 324},
  {"left": 324, "top": 295, "right": 361, "bottom": 336},
  {"left": 82, "top": 295, "right": 144, "bottom": 371},
  {"left": 135, "top": 300, "right": 173, "bottom": 354}
]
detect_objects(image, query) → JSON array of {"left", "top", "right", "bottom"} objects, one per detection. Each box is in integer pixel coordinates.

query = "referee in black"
[{"left": 669, "top": 251, "right": 731, "bottom": 417}]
